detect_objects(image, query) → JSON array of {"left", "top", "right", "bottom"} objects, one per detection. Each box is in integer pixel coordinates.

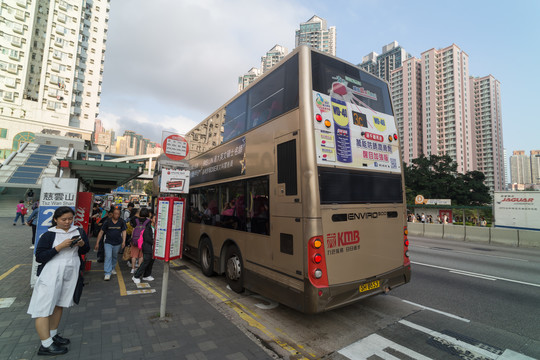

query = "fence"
[{"left": 407, "top": 223, "right": 540, "bottom": 248}]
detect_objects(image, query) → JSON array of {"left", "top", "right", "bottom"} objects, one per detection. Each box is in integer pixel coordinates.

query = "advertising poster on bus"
[{"left": 312, "top": 79, "right": 401, "bottom": 173}]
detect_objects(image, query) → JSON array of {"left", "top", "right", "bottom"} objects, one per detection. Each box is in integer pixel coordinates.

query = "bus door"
[{"left": 271, "top": 132, "right": 304, "bottom": 279}]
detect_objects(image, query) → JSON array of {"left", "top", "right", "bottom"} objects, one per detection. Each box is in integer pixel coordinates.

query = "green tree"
[
  {"left": 404, "top": 155, "right": 491, "bottom": 206},
  {"left": 143, "top": 181, "right": 154, "bottom": 196}
]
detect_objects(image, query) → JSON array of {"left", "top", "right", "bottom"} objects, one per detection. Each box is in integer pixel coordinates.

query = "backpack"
[
  {"left": 131, "top": 218, "right": 149, "bottom": 246},
  {"left": 137, "top": 228, "right": 145, "bottom": 249}
]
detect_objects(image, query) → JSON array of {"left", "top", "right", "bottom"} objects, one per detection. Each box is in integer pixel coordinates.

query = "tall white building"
[
  {"left": 237, "top": 67, "right": 261, "bottom": 92},
  {"left": 469, "top": 75, "right": 504, "bottom": 191},
  {"left": 421, "top": 44, "right": 473, "bottom": 174},
  {"left": 360, "top": 41, "right": 411, "bottom": 82},
  {"left": 295, "top": 15, "right": 336, "bottom": 56},
  {"left": 261, "top": 44, "right": 288, "bottom": 73},
  {"left": 510, "top": 150, "right": 531, "bottom": 185},
  {"left": 0, "top": 0, "right": 109, "bottom": 161}
]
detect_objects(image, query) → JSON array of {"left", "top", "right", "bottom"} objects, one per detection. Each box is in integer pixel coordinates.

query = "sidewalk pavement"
[{"left": 0, "top": 217, "right": 272, "bottom": 359}]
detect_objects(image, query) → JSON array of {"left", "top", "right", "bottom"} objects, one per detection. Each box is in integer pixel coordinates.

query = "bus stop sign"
[{"left": 162, "top": 134, "right": 189, "bottom": 161}]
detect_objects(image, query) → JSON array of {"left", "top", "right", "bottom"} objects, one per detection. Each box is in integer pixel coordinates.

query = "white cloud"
[{"left": 100, "top": 0, "right": 310, "bottom": 136}]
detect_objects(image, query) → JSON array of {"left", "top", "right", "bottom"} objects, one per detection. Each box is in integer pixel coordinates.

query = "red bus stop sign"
[{"left": 162, "top": 134, "right": 189, "bottom": 161}]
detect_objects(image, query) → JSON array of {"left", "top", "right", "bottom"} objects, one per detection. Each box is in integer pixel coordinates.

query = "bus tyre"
[
  {"left": 199, "top": 237, "right": 215, "bottom": 277},
  {"left": 225, "top": 245, "right": 244, "bottom": 293}
]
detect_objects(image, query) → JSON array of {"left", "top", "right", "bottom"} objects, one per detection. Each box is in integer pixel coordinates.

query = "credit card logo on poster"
[
  {"left": 373, "top": 116, "right": 386, "bottom": 132},
  {"left": 315, "top": 93, "right": 331, "bottom": 113},
  {"left": 352, "top": 111, "right": 368, "bottom": 128}
]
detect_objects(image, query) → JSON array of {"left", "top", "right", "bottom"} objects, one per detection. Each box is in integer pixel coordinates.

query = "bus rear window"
[{"left": 318, "top": 167, "right": 402, "bottom": 204}]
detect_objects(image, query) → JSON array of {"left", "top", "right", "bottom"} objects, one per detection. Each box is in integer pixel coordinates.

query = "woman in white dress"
[{"left": 27, "top": 206, "right": 90, "bottom": 356}]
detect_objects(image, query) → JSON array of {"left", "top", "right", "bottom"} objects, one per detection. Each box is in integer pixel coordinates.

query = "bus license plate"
[{"left": 359, "top": 280, "right": 380, "bottom": 293}]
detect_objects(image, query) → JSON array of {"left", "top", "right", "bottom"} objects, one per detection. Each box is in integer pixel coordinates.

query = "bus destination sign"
[{"left": 190, "top": 136, "right": 246, "bottom": 185}]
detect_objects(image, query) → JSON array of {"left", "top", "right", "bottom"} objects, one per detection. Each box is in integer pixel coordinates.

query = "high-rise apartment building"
[
  {"left": 0, "top": 0, "right": 109, "bottom": 161},
  {"left": 390, "top": 57, "right": 422, "bottom": 163},
  {"left": 509, "top": 150, "right": 531, "bottom": 185},
  {"left": 503, "top": 148, "right": 509, "bottom": 188},
  {"left": 529, "top": 150, "right": 540, "bottom": 185},
  {"left": 295, "top": 15, "right": 336, "bottom": 56},
  {"left": 261, "top": 44, "right": 288, "bottom": 73},
  {"left": 237, "top": 67, "right": 261, "bottom": 92},
  {"left": 421, "top": 44, "right": 473, "bottom": 174},
  {"left": 469, "top": 75, "right": 504, "bottom": 191},
  {"left": 387, "top": 43, "right": 505, "bottom": 192},
  {"left": 360, "top": 41, "right": 411, "bottom": 82}
]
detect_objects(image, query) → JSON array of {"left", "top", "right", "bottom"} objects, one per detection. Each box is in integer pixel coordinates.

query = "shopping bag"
[{"left": 122, "top": 245, "right": 132, "bottom": 261}]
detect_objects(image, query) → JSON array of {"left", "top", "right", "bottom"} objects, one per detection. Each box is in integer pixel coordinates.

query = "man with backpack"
[
  {"left": 123, "top": 202, "right": 134, "bottom": 221},
  {"left": 129, "top": 208, "right": 150, "bottom": 274}
]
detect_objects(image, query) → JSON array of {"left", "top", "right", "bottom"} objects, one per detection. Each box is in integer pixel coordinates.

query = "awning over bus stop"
[{"left": 62, "top": 159, "right": 143, "bottom": 193}]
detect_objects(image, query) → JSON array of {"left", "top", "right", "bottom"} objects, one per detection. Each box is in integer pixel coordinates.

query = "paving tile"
[{"left": 0, "top": 217, "right": 272, "bottom": 360}]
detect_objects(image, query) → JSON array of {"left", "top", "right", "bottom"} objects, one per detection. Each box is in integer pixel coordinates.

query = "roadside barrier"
[{"left": 406, "top": 223, "right": 540, "bottom": 248}]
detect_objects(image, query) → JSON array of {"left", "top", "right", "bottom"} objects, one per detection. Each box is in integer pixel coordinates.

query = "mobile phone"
[{"left": 70, "top": 236, "right": 81, "bottom": 247}]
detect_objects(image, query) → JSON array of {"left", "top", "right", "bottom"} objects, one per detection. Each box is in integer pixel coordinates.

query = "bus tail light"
[
  {"left": 308, "top": 236, "right": 329, "bottom": 288},
  {"left": 403, "top": 226, "right": 410, "bottom": 266}
]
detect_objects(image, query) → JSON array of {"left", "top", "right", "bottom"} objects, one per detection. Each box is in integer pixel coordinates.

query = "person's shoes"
[
  {"left": 111, "top": 270, "right": 117, "bottom": 275},
  {"left": 52, "top": 334, "right": 70, "bottom": 346},
  {"left": 13, "top": 223, "right": 16, "bottom": 226},
  {"left": 142, "top": 276, "right": 154, "bottom": 281},
  {"left": 132, "top": 276, "right": 140, "bottom": 284},
  {"left": 30, "top": 245, "right": 35, "bottom": 249},
  {"left": 97, "top": 258, "right": 104, "bottom": 263},
  {"left": 130, "top": 269, "right": 135, "bottom": 274},
  {"left": 104, "top": 274, "right": 111, "bottom": 281},
  {"left": 126, "top": 261, "right": 132, "bottom": 267},
  {"left": 37, "top": 342, "right": 68, "bottom": 355}
]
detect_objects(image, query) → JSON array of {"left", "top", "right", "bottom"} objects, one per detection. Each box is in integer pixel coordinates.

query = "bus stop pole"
[{"left": 160, "top": 261, "right": 169, "bottom": 319}]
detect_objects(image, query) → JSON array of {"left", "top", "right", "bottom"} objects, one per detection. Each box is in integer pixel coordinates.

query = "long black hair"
[{"left": 51, "top": 206, "right": 75, "bottom": 227}]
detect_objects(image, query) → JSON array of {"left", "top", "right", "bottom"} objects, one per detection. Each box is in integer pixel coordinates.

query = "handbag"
[
  {"left": 122, "top": 245, "right": 132, "bottom": 261},
  {"left": 21, "top": 207, "right": 28, "bottom": 215},
  {"left": 73, "top": 271, "right": 84, "bottom": 304}
]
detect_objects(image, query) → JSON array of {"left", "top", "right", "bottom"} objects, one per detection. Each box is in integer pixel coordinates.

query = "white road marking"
[
  {"left": 410, "top": 245, "right": 529, "bottom": 262},
  {"left": 401, "top": 299, "right": 470, "bottom": 323},
  {"left": 499, "top": 349, "right": 536, "bottom": 359},
  {"left": 338, "top": 333, "right": 432, "bottom": 360},
  {"left": 450, "top": 270, "right": 497, "bottom": 281},
  {"left": 412, "top": 261, "right": 540, "bottom": 288},
  {"left": 0, "top": 297, "right": 15, "bottom": 308},
  {"left": 399, "top": 320, "right": 534, "bottom": 360}
]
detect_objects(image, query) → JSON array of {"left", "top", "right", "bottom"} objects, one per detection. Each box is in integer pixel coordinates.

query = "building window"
[{"left": 0, "top": 128, "right": 7, "bottom": 139}]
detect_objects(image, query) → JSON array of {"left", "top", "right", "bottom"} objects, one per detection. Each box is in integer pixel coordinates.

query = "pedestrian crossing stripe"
[
  {"left": 339, "top": 333, "right": 431, "bottom": 360},
  {"left": 0, "top": 298, "right": 16, "bottom": 309},
  {"left": 338, "top": 320, "right": 535, "bottom": 360}
]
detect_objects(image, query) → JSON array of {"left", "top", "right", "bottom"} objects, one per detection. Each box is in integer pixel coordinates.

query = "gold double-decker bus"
[{"left": 184, "top": 45, "right": 410, "bottom": 313}]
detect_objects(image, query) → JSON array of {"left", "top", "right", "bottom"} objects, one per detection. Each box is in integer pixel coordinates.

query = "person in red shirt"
[{"left": 13, "top": 200, "right": 27, "bottom": 225}]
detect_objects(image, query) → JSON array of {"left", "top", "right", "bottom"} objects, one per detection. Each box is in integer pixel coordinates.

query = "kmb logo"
[{"left": 326, "top": 230, "right": 360, "bottom": 249}]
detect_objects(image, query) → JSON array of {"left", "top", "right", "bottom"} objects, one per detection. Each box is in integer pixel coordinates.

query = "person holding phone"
[{"left": 27, "top": 206, "right": 90, "bottom": 356}]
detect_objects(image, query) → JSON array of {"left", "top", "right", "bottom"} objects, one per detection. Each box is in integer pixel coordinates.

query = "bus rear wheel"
[
  {"left": 225, "top": 245, "right": 244, "bottom": 293},
  {"left": 199, "top": 237, "right": 215, "bottom": 277}
]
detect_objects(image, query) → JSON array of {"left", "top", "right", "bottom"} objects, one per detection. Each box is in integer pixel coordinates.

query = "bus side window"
[
  {"left": 218, "top": 181, "right": 246, "bottom": 231},
  {"left": 277, "top": 139, "right": 297, "bottom": 196},
  {"left": 247, "top": 177, "right": 269, "bottom": 235}
]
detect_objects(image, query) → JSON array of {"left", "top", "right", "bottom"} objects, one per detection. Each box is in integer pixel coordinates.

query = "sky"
[{"left": 98, "top": 0, "right": 540, "bottom": 154}]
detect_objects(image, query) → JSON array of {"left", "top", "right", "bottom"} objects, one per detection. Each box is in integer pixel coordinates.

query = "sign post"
[{"left": 154, "top": 196, "right": 186, "bottom": 319}]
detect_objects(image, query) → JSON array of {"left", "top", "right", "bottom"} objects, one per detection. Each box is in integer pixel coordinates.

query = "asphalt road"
[
  {"left": 172, "top": 236, "right": 540, "bottom": 359},
  {"left": 393, "top": 236, "right": 540, "bottom": 340}
]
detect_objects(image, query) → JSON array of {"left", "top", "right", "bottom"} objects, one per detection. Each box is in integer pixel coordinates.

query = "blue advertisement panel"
[{"left": 31, "top": 178, "right": 78, "bottom": 286}]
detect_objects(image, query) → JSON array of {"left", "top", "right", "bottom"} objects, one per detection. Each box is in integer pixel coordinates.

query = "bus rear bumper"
[{"left": 305, "top": 265, "right": 411, "bottom": 313}]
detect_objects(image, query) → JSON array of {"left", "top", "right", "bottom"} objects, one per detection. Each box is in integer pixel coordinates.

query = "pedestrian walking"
[
  {"left": 26, "top": 188, "right": 35, "bottom": 205},
  {"left": 26, "top": 204, "right": 39, "bottom": 249},
  {"left": 94, "top": 207, "right": 126, "bottom": 281},
  {"left": 129, "top": 208, "right": 150, "bottom": 274},
  {"left": 132, "top": 213, "right": 156, "bottom": 284},
  {"left": 13, "top": 200, "right": 27, "bottom": 225},
  {"left": 27, "top": 206, "right": 90, "bottom": 356},
  {"left": 123, "top": 202, "right": 134, "bottom": 221}
]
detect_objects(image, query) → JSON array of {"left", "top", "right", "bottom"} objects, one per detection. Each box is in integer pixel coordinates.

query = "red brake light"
[
  {"left": 308, "top": 236, "right": 328, "bottom": 288},
  {"left": 316, "top": 114, "right": 323, "bottom": 122},
  {"left": 403, "top": 226, "right": 410, "bottom": 267},
  {"left": 393, "top": 134, "right": 398, "bottom": 140}
]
